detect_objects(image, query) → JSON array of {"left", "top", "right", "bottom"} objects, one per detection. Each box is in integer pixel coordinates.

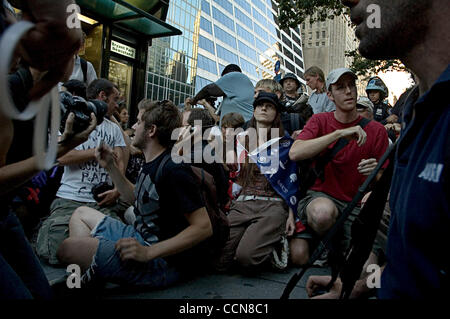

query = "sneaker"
[{"left": 312, "top": 248, "right": 329, "bottom": 267}]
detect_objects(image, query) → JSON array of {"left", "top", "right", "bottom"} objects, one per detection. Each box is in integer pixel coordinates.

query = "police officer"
[{"left": 365, "top": 76, "right": 391, "bottom": 123}]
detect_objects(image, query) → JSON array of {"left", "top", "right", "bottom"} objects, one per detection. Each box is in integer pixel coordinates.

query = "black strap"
[
  {"left": 314, "top": 117, "right": 371, "bottom": 181},
  {"left": 281, "top": 139, "right": 396, "bottom": 299},
  {"left": 80, "top": 57, "right": 88, "bottom": 84},
  {"left": 155, "top": 153, "right": 171, "bottom": 184},
  {"left": 328, "top": 117, "right": 370, "bottom": 161},
  {"left": 338, "top": 152, "right": 394, "bottom": 299}
]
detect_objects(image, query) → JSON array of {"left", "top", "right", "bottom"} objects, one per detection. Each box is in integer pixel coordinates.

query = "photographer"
[
  {"left": 36, "top": 79, "right": 127, "bottom": 266},
  {"left": 0, "top": 0, "right": 92, "bottom": 299}
]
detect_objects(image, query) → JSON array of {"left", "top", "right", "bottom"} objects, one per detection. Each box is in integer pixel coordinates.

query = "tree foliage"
[
  {"left": 278, "top": 0, "right": 347, "bottom": 28},
  {"left": 345, "top": 49, "right": 407, "bottom": 77},
  {"left": 278, "top": 0, "right": 407, "bottom": 76}
]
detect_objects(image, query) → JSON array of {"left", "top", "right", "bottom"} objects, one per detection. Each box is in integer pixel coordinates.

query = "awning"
[{"left": 76, "top": 0, "right": 182, "bottom": 38}]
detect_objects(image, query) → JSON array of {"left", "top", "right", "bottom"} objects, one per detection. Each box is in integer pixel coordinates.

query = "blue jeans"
[
  {"left": 83, "top": 216, "right": 180, "bottom": 288},
  {"left": 0, "top": 211, "right": 53, "bottom": 299}
]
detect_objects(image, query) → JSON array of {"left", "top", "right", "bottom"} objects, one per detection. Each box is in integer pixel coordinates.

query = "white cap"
[
  {"left": 326, "top": 68, "right": 357, "bottom": 91},
  {"left": 356, "top": 97, "right": 374, "bottom": 113}
]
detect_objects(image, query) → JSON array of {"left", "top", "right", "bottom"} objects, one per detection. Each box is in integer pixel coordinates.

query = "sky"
[{"left": 376, "top": 70, "right": 415, "bottom": 105}]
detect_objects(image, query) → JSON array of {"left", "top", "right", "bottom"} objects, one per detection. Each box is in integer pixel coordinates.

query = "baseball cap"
[
  {"left": 356, "top": 97, "right": 374, "bottom": 113},
  {"left": 253, "top": 92, "right": 282, "bottom": 112},
  {"left": 326, "top": 68, "right": 357, "bottom": 91}
]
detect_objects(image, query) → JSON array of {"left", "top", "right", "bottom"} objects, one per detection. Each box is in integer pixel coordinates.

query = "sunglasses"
[{"left": 157, "top": 99, "right": 172, "bottom": 106}]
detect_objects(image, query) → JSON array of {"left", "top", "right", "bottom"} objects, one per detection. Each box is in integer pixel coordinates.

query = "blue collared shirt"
[{"left": 379, "top": 64, "right": 450, "bottom": 299}]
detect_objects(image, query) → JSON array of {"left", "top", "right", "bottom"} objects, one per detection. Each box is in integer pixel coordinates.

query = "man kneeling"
[{"left": 57, "top": 100, "right": 212, "bottom": 288}]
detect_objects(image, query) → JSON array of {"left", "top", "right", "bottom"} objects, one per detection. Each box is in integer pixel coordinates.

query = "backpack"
[
  {"left": 155, "top": 154, "right": 230, "bottom": 256},
  {"left": 80, "top": 57, "right": 88, "bottom": 84}
]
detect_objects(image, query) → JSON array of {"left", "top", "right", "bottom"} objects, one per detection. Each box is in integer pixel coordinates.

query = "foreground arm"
[
  {"left": 115, "top": 207, "right": 212, "bottom": 262},
  {"left": 306, "top": 265, "right": 386, "bottom": 299},
  {"left": 0, "top": 112, "right": 96, "bottom": 196}
]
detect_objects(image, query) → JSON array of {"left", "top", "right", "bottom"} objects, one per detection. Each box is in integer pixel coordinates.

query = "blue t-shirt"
[
  {"left": 379, "top": 64, "right": 450, "bottom": 299},
  {"left": 215, "top": 72, "right": 254, "bottom": 123}
]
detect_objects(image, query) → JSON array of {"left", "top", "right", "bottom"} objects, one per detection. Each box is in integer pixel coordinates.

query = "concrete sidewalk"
[{"left": 41, "top": 261, "right": 331, "bottom": 299}]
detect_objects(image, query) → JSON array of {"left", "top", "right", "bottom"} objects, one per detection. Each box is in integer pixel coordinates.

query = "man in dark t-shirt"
[{"left": 57, "top": 100, "right": 212, "bottom": 288}]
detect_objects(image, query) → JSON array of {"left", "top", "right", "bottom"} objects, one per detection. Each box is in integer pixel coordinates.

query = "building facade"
[
  {"left": 146, "top": 0, "right": 306, "bottom": 106},
  {"left": 301, "top": 14, "right": 365, "bottom": 96}
]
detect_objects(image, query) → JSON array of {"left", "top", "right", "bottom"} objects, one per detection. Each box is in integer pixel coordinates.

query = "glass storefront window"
[{"left": 108, "top": 57, "right": 133, "bottom": 110}]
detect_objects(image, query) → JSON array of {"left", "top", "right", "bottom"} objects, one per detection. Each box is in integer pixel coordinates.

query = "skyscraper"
[
  {"left": 146, "top": 0, "right": 306, "bottom": 106},
  {"left": 301, "top": 14, "right": 366, "bottom": 96}
]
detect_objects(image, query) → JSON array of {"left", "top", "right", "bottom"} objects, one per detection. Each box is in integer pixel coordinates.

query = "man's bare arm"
[
  {"left": 192, "top": 83, "right": 224, "bottom": 104},
  {"left": 115, "top": 207, "right": 212, "bottom": 262},
  {"left": 57, "top": 149, "right": 95, "bottom": 166},
  {"left": 289, "top": 126, "right": 367, "bottom": 161}
]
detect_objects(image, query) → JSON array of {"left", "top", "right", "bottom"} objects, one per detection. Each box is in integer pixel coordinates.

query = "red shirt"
[{"left": 297, "top": 112, "right": 389, "bottom": 202}]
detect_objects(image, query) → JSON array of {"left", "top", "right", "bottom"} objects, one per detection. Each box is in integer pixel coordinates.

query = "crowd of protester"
[{"left": 0, "top": 0, "right": 448, "bottom": 300}]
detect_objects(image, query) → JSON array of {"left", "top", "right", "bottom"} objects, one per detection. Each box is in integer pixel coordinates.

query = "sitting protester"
[
  {"left": 215, "top": 92, "right": 298, "bottom": 271},
  {"left": 305, "top": 66, "right": 336, "bottom": 114},
  {"left": 186, "top": 108, "right": 229, "bottom": 211},
  {"left": 36, "top": 79, "right": 127, "bottom": 265},
  {"left": 279, "top": 73, "right": 313, "bottom": 126},
  {"left": 57, "top": 100, "right": 213, "bottom": 288}
]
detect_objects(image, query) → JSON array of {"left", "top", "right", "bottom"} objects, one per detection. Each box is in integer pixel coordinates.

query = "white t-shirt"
[
  {"left": 56, "top": 119, "right": 126, "bottom": 202},
  {"left": 70, "top": 55, "right": 98, "bottom": 86}
]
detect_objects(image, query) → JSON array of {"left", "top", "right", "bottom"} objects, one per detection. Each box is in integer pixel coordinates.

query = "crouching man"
[
  {"left": 57, "top": 100, "right": 212, "bottom": 288},
  {"left": 288, "top": 68, "right": 389, "bottom": 266}
]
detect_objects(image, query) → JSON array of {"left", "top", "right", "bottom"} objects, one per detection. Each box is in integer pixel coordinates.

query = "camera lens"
[{"left": 59, "top": 92, "right": 107, "bottom": 134}]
